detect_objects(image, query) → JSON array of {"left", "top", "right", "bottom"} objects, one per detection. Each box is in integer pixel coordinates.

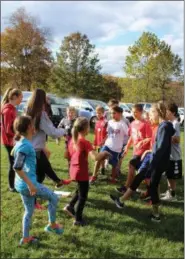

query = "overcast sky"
[{"left": 1, "top": 1, "right": 184, "bottom": 76}]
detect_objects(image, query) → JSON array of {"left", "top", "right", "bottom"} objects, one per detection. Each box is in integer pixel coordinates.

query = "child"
[
  {"left": 63, "top": 117, "right": 110, "bottom": 226},
  {"left": 110, "top": 104, "right": 159, "bottom": 206},
  {"left": 116, "top": 104, "right": 152, "bottom": 193},
  {"left": 90, "top": 106, "right": 128, "bottom": 184},
  {"left": 161, "top": 102, "right": 182, "bottom": 201},
  {"left": 12, "top": 116, "right": 63, "bottom": 245},
  {"left": 1, "top": 87, "right": 23, "bottom": 192},
  {"left": 57, "top": 106, "right": 77, "bottom": 153},
  {"left": 93, "top": 106, "right": 108, "bottom": 176},
  {"left": 111, "top": 102, "right": 175, "bottom": 222}
]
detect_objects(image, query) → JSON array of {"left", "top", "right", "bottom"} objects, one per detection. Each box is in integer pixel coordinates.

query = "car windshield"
[
  {"left": 49, "top": 96, "right": 69, "bottom": 106},
  {"left": 126, "top": 103, "right": 134, "bottom": 110},
  {"left": 87, "top": 100, "right": 109, "bottom": 110},
  {"left": 22, "top": 92, "right": 32, "bottom": 102}
]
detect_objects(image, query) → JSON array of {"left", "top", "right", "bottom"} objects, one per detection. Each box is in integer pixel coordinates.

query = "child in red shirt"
[
  {"left": 116, "top": 104, "right": 152, "bottom": 193},
  {"left": 63, "top": 117, "right": 110, "bottom": 226},
  {"left": 93, "top": 106, "right": 108, "bottom": 176}
]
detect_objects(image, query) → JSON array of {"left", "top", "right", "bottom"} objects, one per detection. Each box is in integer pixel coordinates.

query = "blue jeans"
[{"left": 19, "top": 183, "right": 59, "bottom": 238}]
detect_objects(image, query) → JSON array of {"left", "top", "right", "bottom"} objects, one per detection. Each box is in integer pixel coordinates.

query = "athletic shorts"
[
  {"left": 129, "top": 155, "right": 141, "bottom": 170},
  {"left": 138, "top": 153, "right": 151, "bottom": 178},
  {"left": 100, "top": 146, "right": 120, "bottom": 167},
  {"left": 165, "top": 160, "right": 182, "bottom": 180}
]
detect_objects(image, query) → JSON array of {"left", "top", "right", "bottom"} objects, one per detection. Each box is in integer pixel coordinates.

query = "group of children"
[{"left": 1, "top": 88, "right": 182, "bottom": 246}]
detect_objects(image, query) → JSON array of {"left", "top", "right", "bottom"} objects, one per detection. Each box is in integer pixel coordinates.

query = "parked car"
[
  {"left": 63, "top": 98, "right": 108, "bottom": 127},
  {"left": 119, "top": 103, "right": 134, "bottom": 122},
  {"left": 124, "top": 103, "right": 134, "bottom": 111},
  {"left": 139, "top": 102, "right": 152, "bottom": 112},
  {"left": 178, "top": 108, "right": 184, "bottom": 127}
]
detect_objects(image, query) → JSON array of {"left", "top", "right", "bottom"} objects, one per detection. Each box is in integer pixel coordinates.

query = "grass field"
[{"left": 1, "top": 131, "right": 184, "bottom": 258}]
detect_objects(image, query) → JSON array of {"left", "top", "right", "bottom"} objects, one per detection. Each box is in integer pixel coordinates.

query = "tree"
[
  {"left": 1, "top": 7, "right": 53, "bottom": 91},
  {"left": 101, "top": 75, "right": 123, "bottom": 102},
  {"left": 124, "top": 32, "right": 182, "bottom": 102},
  {"left": 49, "top": 32, "right": 102, "bottom": 98}
]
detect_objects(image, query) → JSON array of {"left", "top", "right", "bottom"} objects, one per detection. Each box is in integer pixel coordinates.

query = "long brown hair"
[
  {"left": 26, "top": 89, "right": 46, "bottom": 131},
  {"left": 1, "top": 87, "right": 22, "bottom": 107},
  {"left": 152, "top": 101, "right": 167, "bottom": 120},
  {"left": 72, "top": 117, "right": 89, "bottom": 146},
  {"left": 13, "top": 115, "right": 32, "bottom": 141}
]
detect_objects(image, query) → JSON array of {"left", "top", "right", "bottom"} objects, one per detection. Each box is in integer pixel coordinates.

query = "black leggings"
[
  {"left": 36, "top": 150, "right": 61, "bottom": 184},
  {"left": 130, "top": 169, "right": 147, "bottom": 191},
  {"left": 69, "top": 181, "right": 89, "bottom": 221},
  {"left": 4, "top": 145, "right": 15, "bottom": 189},
  {"left": 149, "top": 169, "right": 163, "bottom": 205}
]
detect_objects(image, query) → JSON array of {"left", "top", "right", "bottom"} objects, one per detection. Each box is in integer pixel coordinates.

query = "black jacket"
[{"left": 147, "top": 121, "right": 175, "bottom": 173}]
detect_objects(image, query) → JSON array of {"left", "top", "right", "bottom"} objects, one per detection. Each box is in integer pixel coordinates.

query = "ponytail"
[
  {"left": 72, "top": 117, "right": 89, "bottom": 148},
  {"left": 1, "top": 87, "right": 13, "bottom": 106},
  {"left": 72, "top": 126, "right": 79, "bottom": 145},
  {"left": 14, "top": 132, "right": 21, "bottom": 141}
]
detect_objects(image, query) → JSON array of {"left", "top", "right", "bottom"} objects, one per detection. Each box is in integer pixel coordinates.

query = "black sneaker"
[
  {"left": 110, "top": 194, "right": 124, "bottom": 209},
  {"left": 100, "top": 168, "right": 105, "bottom": 175},
  {"left": 115, "top": 186, "right": 127, "bottom": 194},
  {"left": 9, "top": 188, "right": 18, "bottom": 193},
  {"left": 150, "top": 214, "right": 161, "bottom": 223},
  {"left": 73, "top": 219, "right": 87, "bottom": 226},
  {"left": 63, "top": 205, "right": 75, "bottom": 218}
]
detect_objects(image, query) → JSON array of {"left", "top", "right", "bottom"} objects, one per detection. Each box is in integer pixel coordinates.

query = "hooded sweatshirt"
[
  {"left": 147, "top": 121, "right": 175, "bottom": 173},
  {"left": 1, "top": 103, "right": 17, "bottom": 146}
]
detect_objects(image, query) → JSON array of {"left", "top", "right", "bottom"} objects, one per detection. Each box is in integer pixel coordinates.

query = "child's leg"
[
  {"left": 36, "top": 184, "right": 59, "bottom": 225},
  {"left": 92, "top": 160, "right": 102, "bottom": 178},
  {"left": 120, "top": 188, "right": 134, "bottom": 202},
  {"left": 75, "top": 181, "right": 89, "bottom": 221},
  {"left": 150, "top": 170, "right": 163, "bottom": 216},
  {"left": 20, "top": 193, "right": 35, "bottom": 239},
  {"left": 125, "top": 164, "right": 136, "bottom": 188},
  {"left": 69, "top": 188, "right": 79, "bottom": 208}
]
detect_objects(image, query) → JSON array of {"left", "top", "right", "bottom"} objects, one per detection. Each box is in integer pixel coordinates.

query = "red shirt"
[
  {"left": 68, "top": 137, "right": 93, "bottom": 181},
  {"left": 128, "top": 119, "right": 152, "bottom": 156},
  {"left": 94, "top": 117, "right": 107, "bottom": 147},
  {"left": 1, "top": 103, "right": 17, "bottom": 146},
  {"left": 150, "top": 124, "right": 158, "bottom": 149}
]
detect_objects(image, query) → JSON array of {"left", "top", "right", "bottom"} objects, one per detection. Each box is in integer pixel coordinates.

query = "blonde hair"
[
  {"left": 152, "top": 101, "right": 166, "bottom": 120},
  {"left": 67, "top": 106, "right": 76, "bottom": 113},
  {"left": 96, "top": 105, "right": 104, "bottom": 113},
  {"left": 1, "top": 88, "right": 22, "bottom": 106},
  {"left": 72, "top": 117, "right": 89, "bottom": 145}
]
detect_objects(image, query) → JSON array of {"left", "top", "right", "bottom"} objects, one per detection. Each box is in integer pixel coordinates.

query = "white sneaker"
[
  {"left": 160, "top": 190, "right": 169, "bottom": 198},
  {"left": 160, "top": 191, "right": 177, "bottom": 201}
]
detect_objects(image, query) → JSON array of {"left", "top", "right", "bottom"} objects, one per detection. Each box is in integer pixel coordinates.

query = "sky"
[{"left": 1, "top": 1, "right": 184, "bottom": 77}]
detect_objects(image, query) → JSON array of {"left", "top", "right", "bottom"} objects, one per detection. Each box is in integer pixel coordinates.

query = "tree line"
[{"left": 1, "top": 7, "right": 184, "bottom": 105}]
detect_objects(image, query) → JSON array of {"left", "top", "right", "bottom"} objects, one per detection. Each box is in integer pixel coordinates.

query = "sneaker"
[
  {"left": 140, "top": 191, "right": 151, "bottom": 201},
  {"left": 160, "top": 190, "right": 169, "bottom": 198},
  {"left": 44, "top": 224, "right": 64, "bottom": 235},
  {"left": 63, "top": 205, "right": 75, "bottom": 218},
  {"left": 108, "top": 178, "right": 118, "bottom": 184},
  {"left": 150, "top": 214, "right": 161, "bottom": 223},
  {"left": 19, "top": 236, "right": 39, "bottom": 246},
  {"left": 115, "top": 185, "right": 127, "bottom": 194},
  {"left": 55, "top": 179, "right": 72, "bottom": 188},
  {"left": 73, "top": 219, "right": 87, "bottom": 226},
  {"left": 160, "top": 192, "right": 177, "bottom": 201},
  {"left": 9, "top": 188, "right": 18, "bottom": 193},
  {"left": 35, "top": 203, "right": 46, "bottom": 210},
  {"left": 100, "top": 168, "right": 105, "bottom": 175},
  {"left": 89, "top": 176, "right": 97, "bottom": 184},
  {"left": 110, "top": 194, "right": 124, "bottom": 209}
]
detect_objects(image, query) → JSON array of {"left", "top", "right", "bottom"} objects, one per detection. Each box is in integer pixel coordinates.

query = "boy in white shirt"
[{"left": 90, "top": 106, "right": 128, "bottom": 184}]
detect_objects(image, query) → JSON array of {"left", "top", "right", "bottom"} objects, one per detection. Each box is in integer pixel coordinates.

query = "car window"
[
  {"left": 81, "top": 101, "right": 92, "bottom": 110},
  {"left": 145, "top": 104, "right": 151, "bottom": 108},
  {"left": 68, "top": 99, "right": 82, "bottom": 109}
]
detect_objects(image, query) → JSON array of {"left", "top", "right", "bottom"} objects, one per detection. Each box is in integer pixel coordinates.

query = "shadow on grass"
[{"left": 87, "top": 197, "right": 184, "bottom": 243}]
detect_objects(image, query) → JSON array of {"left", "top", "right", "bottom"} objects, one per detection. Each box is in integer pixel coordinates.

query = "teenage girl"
[
  {"left": 1, "top": 88, "right": 22, "bottom": 191},
  {"left": 63, "top": 117, "right": 110, "bottom": 226},
  {"left": 12, "top": 116, "right": 63, "bottom": 245},
  {"left": 111, "top": 102, "right": 175, "bottom": 223}
]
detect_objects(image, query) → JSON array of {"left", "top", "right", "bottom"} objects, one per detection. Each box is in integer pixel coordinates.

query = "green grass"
[{"left": 1, "top": 132, "right": 184, "bottom": 258}]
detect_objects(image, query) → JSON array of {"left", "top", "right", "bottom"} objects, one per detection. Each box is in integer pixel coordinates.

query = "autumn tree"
[
  {"left": 49, "top": 32, "right": 102, "bottom": 98},
  {"left": 1, "top": 7, "right": 53, "bottom": 91},
  {"left": 124, "top": 32, "right": 182, "bottom": 102}
]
